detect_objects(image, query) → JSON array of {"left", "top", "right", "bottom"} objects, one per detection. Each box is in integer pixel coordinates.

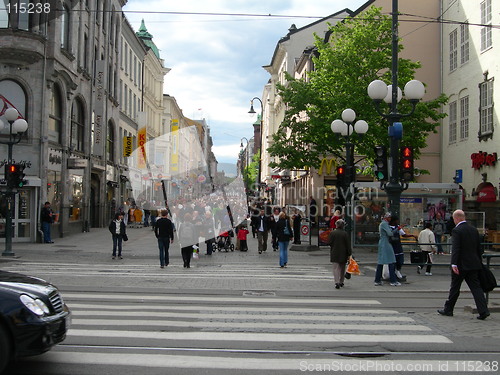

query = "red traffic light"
[
  {"left": 8, "top": 165, "right": 17, "bottom": 173},
  {"left": 400, "top": 146, "right": 414, "bottom": 182},
  {"left": 402, "top": 146, "right": 412, "bottom": 159},
  {"left": 336, "top": 166, "right": 345, "bottom": 175}
]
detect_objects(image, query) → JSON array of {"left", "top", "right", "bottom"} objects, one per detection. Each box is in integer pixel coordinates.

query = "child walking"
[{"left": 237, "top": 225, "right": 250, "bottom": 252}]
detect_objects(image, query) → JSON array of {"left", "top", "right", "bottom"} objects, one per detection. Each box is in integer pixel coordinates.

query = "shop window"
[
  {"left": 69, "top": 173, "right": 83, "bottom": 222},
  {"left": 46, "top": 171, "right": 61, "bottom": 224}
]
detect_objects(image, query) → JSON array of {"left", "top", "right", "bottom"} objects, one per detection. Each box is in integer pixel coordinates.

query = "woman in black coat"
[
  {"left": 109, "top": 212, "right": 127, "bottom": 259},
  {"left": 276, "top": 212, "right": 293, "bottom": 268},
  {"left": 326, "top": 219, "right": 351, "bottom": 289}
]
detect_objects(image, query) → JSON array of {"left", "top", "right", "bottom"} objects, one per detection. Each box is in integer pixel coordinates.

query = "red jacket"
[{"left": 237, "top": 228, "right": 249, "bottom": 240}]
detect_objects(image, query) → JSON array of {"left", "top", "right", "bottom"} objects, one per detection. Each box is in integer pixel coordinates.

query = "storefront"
[{"left": 0, "top": 177, "right": 42, "bottom": 242}]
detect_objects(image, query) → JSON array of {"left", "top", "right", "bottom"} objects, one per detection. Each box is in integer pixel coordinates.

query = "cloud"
[{"left": 123, "top": 0, "right": 366, "bottom": 165}]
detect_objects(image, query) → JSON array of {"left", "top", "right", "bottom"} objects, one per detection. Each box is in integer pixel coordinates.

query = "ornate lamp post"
[
  {"left": 239, "top": 137, "right": 249, "bottom": 177},
  {"left": 367, "top": 0, "right": 425, "bottom": 218},
  {"left": 331, "top": 109, "right": 368, "bottom": 236},
  {"left": 1, "top": 107, "right": 29, "bottom": 256},
  {"left": 248, "top": 97, "right": 263, "bottom": 194}
]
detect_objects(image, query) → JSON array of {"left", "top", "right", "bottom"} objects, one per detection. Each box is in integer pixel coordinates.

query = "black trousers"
[
  {"left": 444, "top": 269, "right": 489, "bottom": 315},
  {"left": 181, "top": 246, "right": 192, "bottom": 267}
]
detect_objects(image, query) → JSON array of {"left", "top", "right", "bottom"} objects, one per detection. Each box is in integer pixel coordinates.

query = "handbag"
[
  {"left": 410, "top": 251, "right": 426, "bottom": 264},
  {"left": 479, "top": 264, "right": 497, "bottom": 293},
  {"left": 123, "top": 233, "right": 128, "bottom": 242},
  {"left": 283, "top": 225, "right": 290, "bottom": 236}
]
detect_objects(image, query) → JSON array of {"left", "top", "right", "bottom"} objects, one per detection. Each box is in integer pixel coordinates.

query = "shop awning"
[{"left": 476, "top": 182, "right": 497, "bottom": 202}]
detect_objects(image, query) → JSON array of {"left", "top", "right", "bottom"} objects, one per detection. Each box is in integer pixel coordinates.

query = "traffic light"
[
  {"left": 400, "top": 146, "right": 414, "bottom": 182},
  {"left": 336, "top": 165, "right": 346, "bottom": 206},
  {"left": 4, "top": 164, "right": 26, "bottom": 189},
  {"left": 373, "top": 146, "right": 388, "bottom": 181}
]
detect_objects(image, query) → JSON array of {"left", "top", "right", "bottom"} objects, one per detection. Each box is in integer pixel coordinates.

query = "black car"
[{"left": 0, "top": 270, "right": 71, "bottom": 373}]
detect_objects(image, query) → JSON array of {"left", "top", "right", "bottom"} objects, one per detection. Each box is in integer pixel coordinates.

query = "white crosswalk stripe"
[
  {"left": 35, "top": 290, "right": 454, "bottom": 371},
  {"left": 2, "top": 262, "right": 334, "bottom": 280}
]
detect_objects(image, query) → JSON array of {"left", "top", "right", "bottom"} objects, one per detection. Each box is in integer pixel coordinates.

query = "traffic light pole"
[{"left": 2, "top": 142, "right": 16, "bottom": 257}]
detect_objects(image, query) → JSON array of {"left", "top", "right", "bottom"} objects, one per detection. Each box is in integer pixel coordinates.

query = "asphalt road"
[{"left": 1, "top": 226, "right": 499, "bottom": 374}]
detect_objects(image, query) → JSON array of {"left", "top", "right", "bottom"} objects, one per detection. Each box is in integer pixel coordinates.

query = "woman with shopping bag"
[{"left": 326, "top": 219, "right": 352, "bottom": 289}]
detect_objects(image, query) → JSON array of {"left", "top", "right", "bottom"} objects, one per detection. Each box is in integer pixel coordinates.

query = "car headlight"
[{"left": 20, "top": 294, "right": 50, "bottom": 317}]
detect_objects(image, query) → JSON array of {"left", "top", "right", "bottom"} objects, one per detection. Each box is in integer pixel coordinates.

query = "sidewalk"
[{"left": 2, "top": 226, "right": 499, "bottom": 297}]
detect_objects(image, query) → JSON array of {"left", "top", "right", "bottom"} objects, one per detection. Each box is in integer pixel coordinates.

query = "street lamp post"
[
  {"left": 367, "top": 0, "right": 425, "bottom": 218},
  {"left": 248, "top": 97, "right": 263, "bottom": 194},
  {"left": 240, "top": 137, "right": 249, "bottom": 176},
  {"left": 0, "top": 107, "right": 29, "bottom": 256},
  {"left": 331, "top": 109, "right": 368, "bottom": 237}
]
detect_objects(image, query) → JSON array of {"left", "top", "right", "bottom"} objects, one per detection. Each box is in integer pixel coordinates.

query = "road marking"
[
  {"left": 68, "top": 329, "right": 452, "bottom": 343},
  {"left": 70, "top": 310, "right": 414, "bottom": 322},
  {"left": 72, "top": 318, "right": 431, "bottom": 331},
  {"left": 68, "top": 303, "right": 396, "bottom": 314},
  {"left": 63, "top": 293, "right": 381, "bottom": 305},
  {"left": 30, "top": 352, "right": 462, "bottom": 370}
]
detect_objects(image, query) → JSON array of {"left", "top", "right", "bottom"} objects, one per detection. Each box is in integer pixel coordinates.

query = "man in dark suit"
[
  {"left": 438, "top": 210, "right": 490, "bottom": 320},
  {"left": 252, "top": 208, "right": 270, "bottom": 254}
]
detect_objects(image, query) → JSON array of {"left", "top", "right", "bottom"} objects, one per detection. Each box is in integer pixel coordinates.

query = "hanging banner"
[
  {"left": 93, "top": 60, "right": 105, "bottom": 157},
  {"left": 137, "top": 127, "right": 147, "bottom": 169},
  {"left": 123, "top": 136, "right": 132, "bottom": 157},
  {"left": 171, "top": 119, "right": 179, "bottom": 172}
]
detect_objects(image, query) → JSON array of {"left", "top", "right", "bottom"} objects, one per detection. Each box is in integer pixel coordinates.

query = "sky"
[{"left": 123, "top": 0, "right": 367, "bottom": 165}]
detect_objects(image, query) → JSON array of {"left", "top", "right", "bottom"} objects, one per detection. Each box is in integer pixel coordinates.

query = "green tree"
[
  {"left": 243, "top": 152, "right": 260, "bottom": 192},
  {"left": 268, "top": 6, "right": 447, "bottom": 172}
]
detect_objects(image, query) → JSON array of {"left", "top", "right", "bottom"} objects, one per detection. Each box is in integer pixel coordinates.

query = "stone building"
[{"left": 0, "top": 0, "right": 126, "bottom": 241}]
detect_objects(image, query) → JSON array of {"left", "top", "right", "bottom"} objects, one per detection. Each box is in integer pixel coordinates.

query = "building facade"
[
  {"left": 441, "top": 0, "right": 500, "bottom": 228},
  {"left": 0, "top": 0, "right": 126, "bottom": 242}
]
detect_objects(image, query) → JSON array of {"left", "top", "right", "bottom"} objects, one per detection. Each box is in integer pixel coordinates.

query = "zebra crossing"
[{"left": 25, "top": 290, "right": 451, "bottom": 372}]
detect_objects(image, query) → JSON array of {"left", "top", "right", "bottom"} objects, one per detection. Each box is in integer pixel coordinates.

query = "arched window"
[
  {"left": 71, "top": 99, "right": 85, "bottom": 152},
  {"left": 0, "top": 79, "right": 27, "bottom": 119},
  {"left": 48, "top": 86, "right": 63, "bottom": 144},
  {"left": 107, "top": 120, "right": 114, "bottom": 162}
]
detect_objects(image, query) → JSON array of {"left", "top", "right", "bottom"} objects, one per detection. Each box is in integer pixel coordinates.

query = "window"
[
  {"left": 107, "top": 121, "right": 115, "bottom": 162},
  {"left": 480, "top": 0, "right": 492, "bottom": 51},
  {"left": 449, "top": 101, "right": 457, "bottom": 144},
  {"left": 0, "top": 2, "right": 8, "bottom": 28},
  {"left": 449, "top": 29, "right": 457, "bottom": 72},
  {"left": 48, "top": 86, "right": 63, "bottom": 144},
  {"left": 71, "top": 100, "right": 85, "bottom": 152},
  {"left": 459, "top": 95, "right": 469, "bottom": 140},
  {"left": 479, "top": 79, "right": 493, "bottom": 137},
  {"left": 460, "top": 23, "right": 469, "bottom": 64},
  {"left": 83, "top": 33, "right": 89, "bottom": 70},
  {"left": 60, "top": 4, "right": 70, "bottom": 50}
]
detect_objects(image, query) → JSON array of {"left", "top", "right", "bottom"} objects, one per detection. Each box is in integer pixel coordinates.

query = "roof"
[
  {"left": 136, "top": 19, "right": 161, "bottom": 59},
  {"left": 263, "top": 8, "right": 354, "bottom": 69}
]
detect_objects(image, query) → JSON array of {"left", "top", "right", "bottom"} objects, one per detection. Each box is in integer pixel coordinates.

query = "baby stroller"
[{"left": 217, "top": 230, "right": 235, "bottom": 252}]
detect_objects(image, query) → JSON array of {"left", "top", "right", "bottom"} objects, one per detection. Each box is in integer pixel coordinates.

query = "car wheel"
[{"left": 0, "top": 324, "right": 12, "bottom": 374}]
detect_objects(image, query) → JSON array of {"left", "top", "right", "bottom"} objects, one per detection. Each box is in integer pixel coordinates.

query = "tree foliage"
[
  {"left": 267, "top": 6, "right": 447, "bottom": 172},
  {"left": 243, "top": 152, "right": 260, "bottom": 192}
]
